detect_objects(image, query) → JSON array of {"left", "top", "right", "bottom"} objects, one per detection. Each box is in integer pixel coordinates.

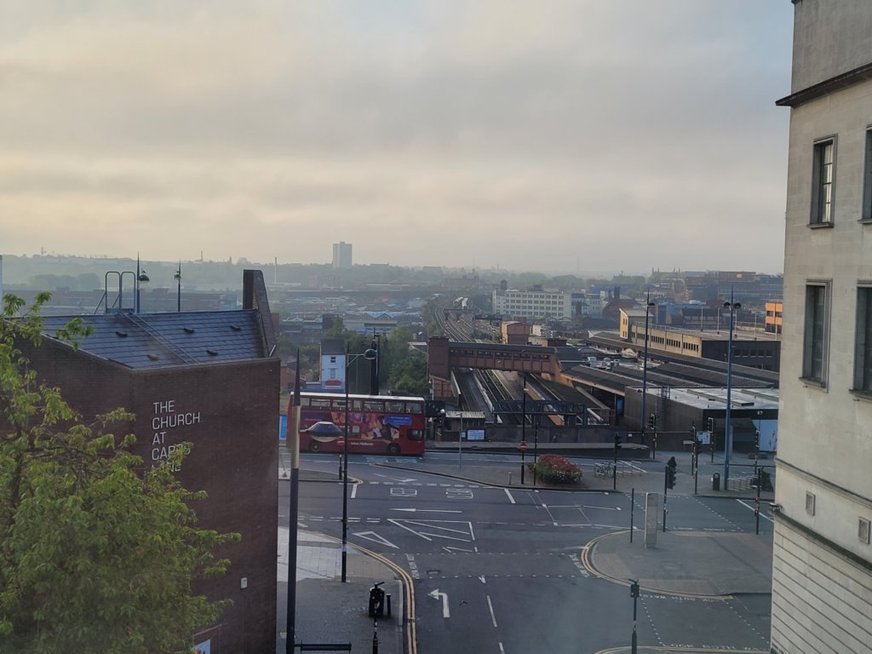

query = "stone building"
[{"left": 771, "top": 2, "right": 872, "bottom": 651}]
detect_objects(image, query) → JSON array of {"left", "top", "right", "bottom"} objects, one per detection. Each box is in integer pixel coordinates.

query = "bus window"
[
  {"left": 406, "top": 402, "right": 422, "bottom": 414},
  {"left": 310, "top": 398, "right": 332, "bottom": 409},
  {"left": 363, "top": 400, "right": 383, "bottom": 412},
  {"left": 386, "top": 401, "right": 404, "bottom": 412}
]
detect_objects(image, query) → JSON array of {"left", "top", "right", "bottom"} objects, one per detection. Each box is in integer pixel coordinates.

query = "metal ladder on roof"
[{"left": 123, "top": 312, "right": 198, "bottom": 364}]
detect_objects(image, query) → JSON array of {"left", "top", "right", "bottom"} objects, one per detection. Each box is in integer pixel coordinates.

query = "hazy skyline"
[{"left": 1, "top": 1, "right": 793, "bottom": 274}]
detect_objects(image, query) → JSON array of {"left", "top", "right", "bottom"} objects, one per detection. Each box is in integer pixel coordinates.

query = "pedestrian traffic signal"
[
  {"left": 665, "top": 465, "right": 676, "bottom": 489},
  {"left": 706, "top": 417, "right": 714, "bottom": 432},
  {"left": 648, "top": 414, "right": 656, "bottom": 429}
]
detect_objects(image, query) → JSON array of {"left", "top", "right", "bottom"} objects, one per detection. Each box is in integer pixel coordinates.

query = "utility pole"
[{"left": 630, "top": 578, "right": 640, "bottom": 654}]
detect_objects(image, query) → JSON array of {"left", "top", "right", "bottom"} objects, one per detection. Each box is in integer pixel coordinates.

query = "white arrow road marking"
[
  {"left": 374, "top": 473, "right": 419, "bottom": 483},
  {"left": 428, "top": 589, "right": 450, "bottom": 618},
  {"left": 352, "top": 530, "right": 399, "bottom": 549},
  {"left": 479, "top": 575, "right": 486, "bottom": 584}
]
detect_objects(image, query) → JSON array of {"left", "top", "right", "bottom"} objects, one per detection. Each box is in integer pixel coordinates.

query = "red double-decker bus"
[{"left": 292, "top": 392, "right": 426, "bottom": 456}]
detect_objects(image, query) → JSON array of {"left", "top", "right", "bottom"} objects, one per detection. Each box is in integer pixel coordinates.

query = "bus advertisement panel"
[{"left": 291, "top": 392, "right": 426, "bottom": 456}]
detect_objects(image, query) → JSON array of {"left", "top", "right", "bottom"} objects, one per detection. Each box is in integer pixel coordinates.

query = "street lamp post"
[
  {"left": 286, "top": 352, "right": 302, "bottom": 653},
  {"left": 174, "top": 262, "right": 181, "bottom": 312},
  {"left": 630, "top": 578, "right": 640, "bottom": 654},
  {"left": 722, "top": 291, "right": 741, "bottom": 490},
  {"left": 341, "top": 344, "right": 377, "bottom": 583},
  {"left": 640, "top": 293, "right": 655, "bottom": 458},
  {"left": 533, "top": 413, "right": 540, "bottom": 486},
  {"left": 135, "top": 254, "right": 149, "bottom": 313},
  {"left": 521, "top": 374, "right": 527, "bottom": 485}
]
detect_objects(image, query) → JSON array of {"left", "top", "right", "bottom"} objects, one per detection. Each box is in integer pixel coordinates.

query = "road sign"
[{"left": 519, "top": 441, "right": 527, "bottom": 450}]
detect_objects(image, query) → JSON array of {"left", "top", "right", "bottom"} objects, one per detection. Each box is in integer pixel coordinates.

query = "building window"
[
  {"left": 811, "top": 139, "right": 835, "bottom": 225},
  {"left": 802, "top": 283, "right": 830, "bottom": 384},
  {"left": 864, "top": 130, "right": 872, "bottom": 221},
  {"left": 854, "top": 286, "right": 872, "bottom": 392}
]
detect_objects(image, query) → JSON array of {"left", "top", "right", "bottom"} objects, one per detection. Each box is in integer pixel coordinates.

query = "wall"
[{"left": 21, "top": 339, "right": 279, "bottom": 654}]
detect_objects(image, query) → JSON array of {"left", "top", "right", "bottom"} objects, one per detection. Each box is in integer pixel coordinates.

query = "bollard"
[
  {"left": 508, "top": 472, "right": 513, "bottom": 485},
  {"left": 386, "top": 594, "right": 392, "bottom": 618},
  {"left": 372, "top": 619, "right": 379, "bottom": 654}
]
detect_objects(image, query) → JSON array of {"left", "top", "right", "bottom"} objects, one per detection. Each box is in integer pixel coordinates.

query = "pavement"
[
  {"left": 278, "top": 467, "right": 409, "bottom": 654},
  {"left": 280, "top": 447, "right": 773, "bottom": 654}
]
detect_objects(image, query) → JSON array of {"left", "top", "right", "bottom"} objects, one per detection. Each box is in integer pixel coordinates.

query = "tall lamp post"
[
  {"left": 341, "top": 344, "right": 377, "bottom": 583},
  {"left": 286, "top": 352, "right": 302, "bottom": 653},
  {"left": 639, "top": 293, "right": 656, "bottom": 457},
  {"left": 722, "top": 291, "right": 741, "bottom": 489},
  {"left": 174, "top": 262, "right": 182, "bottom": 312},
  {"left": 134, "top": 254, "right": 149, "bottom": 313},
  {"left": 521, "top": 374, "right": 527, "bottom": 485},
  {"left": 457, "top": 392, "right": 463, "bottom": 470}
]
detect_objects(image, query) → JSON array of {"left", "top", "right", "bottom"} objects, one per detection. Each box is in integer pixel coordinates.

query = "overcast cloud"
[{"left": 0, "top": 1, "right": 793, "bottom": 274}]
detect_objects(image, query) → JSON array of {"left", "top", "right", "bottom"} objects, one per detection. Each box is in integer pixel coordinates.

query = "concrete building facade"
[
  {"left": 332, "top": 241, "right": 352, "bottom": 269},
  {"left": 771, "top": 2, "right": 872, "bottom": 652},
  {"left": 492, "top": 288, "right": 573, "bottom": 320}
]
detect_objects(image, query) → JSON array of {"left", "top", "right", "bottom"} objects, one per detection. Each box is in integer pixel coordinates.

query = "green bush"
[{"left": 530, "top": 454, "right": 582, "bottom": 484}]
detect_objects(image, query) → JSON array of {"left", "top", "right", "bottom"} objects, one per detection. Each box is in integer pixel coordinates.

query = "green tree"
[{"left": 0, "top": 293, "right": 235, "bottom": 654}]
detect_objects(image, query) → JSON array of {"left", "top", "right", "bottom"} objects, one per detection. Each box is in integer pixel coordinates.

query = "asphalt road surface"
[{"left": 294, "top": 452, "right": 773, "bottom": 654}]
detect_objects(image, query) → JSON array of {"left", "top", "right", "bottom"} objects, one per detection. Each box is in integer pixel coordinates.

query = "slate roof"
[{"left": 39, "top": 310, "right": 267, "bottom": 369}]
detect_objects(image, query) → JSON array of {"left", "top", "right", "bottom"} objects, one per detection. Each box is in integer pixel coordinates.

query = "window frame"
[
  {"left": 810, "top": 137, "right": 836, "bottom": 227},
  {"left": 852, "top": 284, "right": 872, "bottom": 394},
  {"left": 802, "top": 281, "right": 831, "bottom": 387},
  {"left": 863, "top": 128, "right": 872, "bottom": 223}
]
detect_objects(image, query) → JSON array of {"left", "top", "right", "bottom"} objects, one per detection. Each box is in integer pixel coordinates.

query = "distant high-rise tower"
[{"left": 332, "top": 242, "right": 352, "bottom": 269}]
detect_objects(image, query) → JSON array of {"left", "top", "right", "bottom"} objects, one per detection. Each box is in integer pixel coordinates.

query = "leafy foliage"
[
  {"left": 0, "top": 293, "right": 236, "bottom": 654},
  {"left": 529, "top": 454, "right": 582, "bottom": 485}
]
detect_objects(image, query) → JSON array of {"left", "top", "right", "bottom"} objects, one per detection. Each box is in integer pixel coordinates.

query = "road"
[{"left": 292, "top": 452, "right": 773, "bottom": 653}]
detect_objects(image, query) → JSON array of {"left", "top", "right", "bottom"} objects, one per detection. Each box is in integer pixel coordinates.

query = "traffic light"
[
  {"left": 648, "top": 414, "right": 656, "bottom": 429},
  {"left": 706, "top": 417, "right": 714, "bottom": 432},
  {"left": 630, "top": 579, "right": 640, "bottom": 598},
  {"left": 666, "top": 465, "right": 676, "bottom": 489}
]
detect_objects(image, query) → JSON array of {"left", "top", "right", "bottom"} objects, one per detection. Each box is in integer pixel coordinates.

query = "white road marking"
[
  {"left": 428, "top": 589, "right": 450, "bottom": 618},
  {"left": 390, "top": 487, "right": 418, "bottom": 497},
  {"left": 486, "top": 594, "right": 498, "bottom": 628},
  {"left": 479, "top": 575, "right": 486, "bottom": 584},
  {"left": 504, "top": 488, "right": 516, "bottom": 504},
  {"left": 390, "top": 508, "right": 462, "bottom": 513},
  {"left": 387, "top": 518, "right": 475, "bottom": 543},
  {"left": 351, "top": 483, "right": 358, "bottom": 499},
  {"left": 352, "top": 530, "right": 399, "bottom": 549},
  {"left": 499, "top": 643, "right": 505, "bottom": 654},
  {"left": 736, "top": 499, "right": 774, "bottom": 523}
]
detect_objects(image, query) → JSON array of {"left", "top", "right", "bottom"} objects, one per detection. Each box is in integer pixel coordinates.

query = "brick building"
[{"left": 17, "top": 270, "right": 280, "bottom": 653}]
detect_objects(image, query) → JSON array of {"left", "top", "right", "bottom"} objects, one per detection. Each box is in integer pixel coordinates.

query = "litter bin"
[{"left": 712, "top": 473, "right": 720, "bottom": 491}]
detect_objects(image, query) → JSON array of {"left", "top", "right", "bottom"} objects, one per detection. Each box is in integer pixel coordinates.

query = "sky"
[{"left": 0, "top": 1, "right": 794, "bottom": 275}]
